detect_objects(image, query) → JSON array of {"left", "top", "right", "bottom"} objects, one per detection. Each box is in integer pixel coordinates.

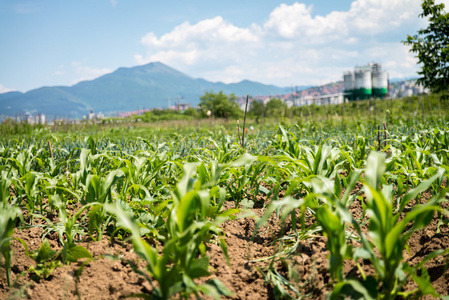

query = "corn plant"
[
  {"left": 39, "top": 193, "right": 93, "bottom": 264},
  {"left": 0, "top": 201, "right": 22, "bottom": 287},
  {"left": 106, "top": 162, "right": 233, "bottom": 299},
  {"left": 0, "top": 168, "right": 23, "bottom": 286},
  {"left": 330, "top": 152, "right": 448, "bottom": 299}
]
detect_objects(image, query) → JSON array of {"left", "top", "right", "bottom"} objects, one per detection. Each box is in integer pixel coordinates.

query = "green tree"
[
  {"left": 199, "top": 91, "right": 242, "bottom": 119},
  {"left": 249, "top": 100, "right": 266, "bottom": 124},
  {"left": 403, "top": 0, "right": 449, "bottom": 94},
  {"left": 183, "top": 107, "right": 200, "bottom": 118},
  {"left": 265, "top": 98, "right": 287, "bottom": 118}
]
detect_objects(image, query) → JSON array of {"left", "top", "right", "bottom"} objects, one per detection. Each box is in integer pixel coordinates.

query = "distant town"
[{"left": 1, "top": 78, "right": 426, "bottom": 125}]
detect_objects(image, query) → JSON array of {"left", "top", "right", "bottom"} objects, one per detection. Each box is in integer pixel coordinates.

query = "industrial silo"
[
  {"left": 354, "top": 67, "right": 372, "bottom": 100},
  {"left": 343, "top": 72, "right": 354, "bottom": 101},
  {"left": 372, "top": 64, "right": 388, "bottom": 98}
]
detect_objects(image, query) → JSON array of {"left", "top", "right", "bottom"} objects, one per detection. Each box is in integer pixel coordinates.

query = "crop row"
[{"left": 1, "top": 123, "right": 449, "bottom": 299}]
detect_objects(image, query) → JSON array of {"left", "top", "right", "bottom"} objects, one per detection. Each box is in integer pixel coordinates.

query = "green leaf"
[
  {"left": 365, "top": 152, "right": 386, "bottom": 192},
  {"left": 330, "top": 277, "right": 378, "bottom": 300},
  {"left": 399, "top": 168, "right": 445, "bottom": 213},
  {"left": 204, "top": 278, "right": 234, "bottom": 298},
  {"left": 187, "top": 256, "right": 210, "bottom": 278},
  {"left": 410, "top": 267, "right": 439, "bottom": 297},
  {"left": 334, "top": 173, "right": 342, "bottom": 198},
  {"left": 86, "top": 136, "right": 97, "bottom": 155},
  {"left": 230, "top": 153, "right": 257, "bottom": 167},
  {"left": 29, "top": 239, "right": 57, "bottom": 263},
  {"left": 63, "top": 243, "right": 92, "bottom": 263},
  {"left": 341, "top": 168, "right": 362, "bottom": 206}
]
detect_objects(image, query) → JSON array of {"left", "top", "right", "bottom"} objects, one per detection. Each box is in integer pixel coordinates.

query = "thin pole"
[
  {"left": 237, "top": 120, "right": 241, "bottom": 145},
  {"left": 241, "top": 94, "right": 249, "bottom": 149},
  {"left": 47, "top": 140, "right": 53, "bottom": 158},
  {"left": 378, "top": 125, "right": 381, "bottom": 151}
]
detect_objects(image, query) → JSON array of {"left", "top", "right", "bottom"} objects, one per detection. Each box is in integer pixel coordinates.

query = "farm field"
[{"left": 1, "top": 108, "right": 449, "bottom": 299}]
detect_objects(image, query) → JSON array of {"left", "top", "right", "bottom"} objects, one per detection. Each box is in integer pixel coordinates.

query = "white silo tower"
[
  {"left": 343, "top": 72, "right": 354, "bottom": 101},
  {"left": 371, "top": 63, "right": 388, "bottom": 98},
  {"left": 354, "top": 65, "right": 372, "bottom": 100}
]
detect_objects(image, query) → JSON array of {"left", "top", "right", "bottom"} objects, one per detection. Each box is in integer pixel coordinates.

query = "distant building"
[
  {"left": 343, "top": 63, "right": 389, "bottom": 101},
  {"left": 388, "top": 80, "right": 429, "bottom": 99},
  {"left": 36, "top": 113, "right": 46, "bottom": 124},
  {"left": 87, "top": 110, "right": 95, "bottom": 120},
  {"left": 24, "top": 112, "right": 46, "bottom": 125},
  {"left": 177, "top": 103, "right": 191, "bottom": 111}
]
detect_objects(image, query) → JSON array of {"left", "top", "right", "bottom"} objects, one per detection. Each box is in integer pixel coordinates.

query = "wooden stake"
[
  {"left": 383, "top": 122, "right": 388, "bottom": 149},
  {"left": 237, "top": 120, "right": 241, "bottom": 144},
  {"left": 378, "top": 125, "right": 381, "bottom": 151},
  {"left": 47, "top": 140, "right": 53, "bottom": 158},
  {"left": 241, "top": 94, "right": 249, "bottom": 149}
]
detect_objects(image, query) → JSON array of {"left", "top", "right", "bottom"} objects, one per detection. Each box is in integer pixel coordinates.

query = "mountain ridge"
[{"left": 0, "top": 62, "right": 290, "bottom": 117}]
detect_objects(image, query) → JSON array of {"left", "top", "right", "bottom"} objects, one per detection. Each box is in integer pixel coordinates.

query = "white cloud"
[
  {"left": 264, "top": 3, "right": 347, "bottom": 43},
  {"left": 264, "top": 0, "right": 422, "bottom": 43},
  {"left": 137, "top": 16, "right": 261, "bottom": 72},
  {"left": 0, "top": 84, "right": 14, "bottom": 93},
  {"left": 140, "top": 17, "right": 259, "bottom": 49},
  {"left": 135, "top": 0, "right": 432, "bottom": 86}
]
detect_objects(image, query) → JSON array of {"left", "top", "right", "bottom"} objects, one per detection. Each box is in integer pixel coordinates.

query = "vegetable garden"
[{"left": 1, "top": 114, "right": 449, "bottom": 299}]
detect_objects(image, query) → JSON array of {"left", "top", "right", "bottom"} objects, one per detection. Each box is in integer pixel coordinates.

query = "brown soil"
[{"left": 1, "top": 191, "right": 449, "bottom": 299}]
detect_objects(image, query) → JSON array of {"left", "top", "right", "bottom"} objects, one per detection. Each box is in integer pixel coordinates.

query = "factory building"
[{"left": 344, "top": 63, "right": 388, "bottom": 101}]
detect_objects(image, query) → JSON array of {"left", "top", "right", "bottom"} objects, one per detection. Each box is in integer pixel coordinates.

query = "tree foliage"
[
  {"left": 198, "top": 91, "right": 242, "bottom": 118},
  {"left": 265, "top": 98, "right": 287, "bottom": 117},
  {"left": 403, "top": 0, "right": 449, "bottom": 94},
  {"left": 249, "top": 100, "right": 265, "bottom": 116}
]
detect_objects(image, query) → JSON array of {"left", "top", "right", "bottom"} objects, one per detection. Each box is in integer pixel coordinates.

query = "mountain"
[
  {"left": 0, "top": 62, "right": 288, "bottom": 118},
  {"left": 0, "top": 91, "right": 23, "bottom": 101},
  {"left": 389, "top": 77, "right": 418, "bottom": 83},
  {"left": 1, "top": 87, "right": 90, "bottom": 117}
]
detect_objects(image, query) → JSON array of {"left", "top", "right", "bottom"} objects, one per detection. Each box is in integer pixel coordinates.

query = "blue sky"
[{"left": 0, "top": 0, "right": 446, "bottom": 93}]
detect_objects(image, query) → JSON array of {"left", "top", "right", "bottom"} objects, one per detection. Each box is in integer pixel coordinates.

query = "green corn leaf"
[
  {"left": 330, "top": 277, "right": 378, "bottom": 300},
  {"left": 341, "top": 168, "right": 362, "bottom": 206},
  {"left": 0, "top": 173, "right": 11, "bottom": 204},
  {"left": 365, "top": 152, "right": 386, "bottom": 195},
  {"left": 312, "top": 143, "right": 322, "bottom": 175},
  {"left": 334, "top": 173, "right": 342, "bottom": 199},
  {"left": 385, "top": 203, "right": 441, "bottom": 263},
  {"left": 86, "top": 136, "right": 97, "bottom": 155},
  {"left": 398, "top": 167, "right": 445, "bottom": 214},
  {"left": 187, "top": 256, "right": 210, "bottom": 279},
  {"left": 230, "top": 153, "right": 257, "bottom": 167},
  {"left": 203, "top": 278, "right": 233, "bottom": 299}
]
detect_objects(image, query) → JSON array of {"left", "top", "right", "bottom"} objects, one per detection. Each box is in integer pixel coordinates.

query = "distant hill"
[
  {"left": 0, "top": 62, "right": 289, "bottom": 118},
  {"left": 389, "top": 77, "right": 418, "bottom": 83}
]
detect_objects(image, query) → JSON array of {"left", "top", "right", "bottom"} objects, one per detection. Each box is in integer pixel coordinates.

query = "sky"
[{"left": 1, "top": 0, "right": 448, "bottom": 94}]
